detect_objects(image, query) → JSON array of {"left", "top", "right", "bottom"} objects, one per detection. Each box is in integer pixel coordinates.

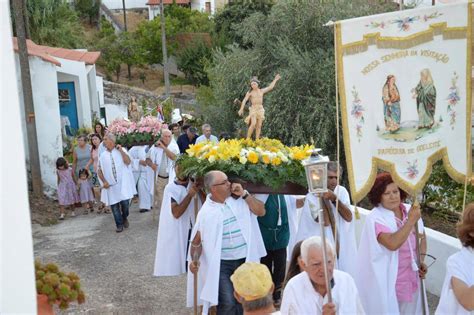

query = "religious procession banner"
[{"left": 336, "top": 2, "right": 472, "bottom": 202}]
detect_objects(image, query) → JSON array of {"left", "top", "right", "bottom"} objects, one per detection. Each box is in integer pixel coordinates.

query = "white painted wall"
[
  {"left": 96, "top": 76, "right": 104, "bottom": 107},
  {"left": 104, "top": 103, "right": 128, "bottom": 123},
  {"left": 15, "top": 55, "right": 63, "bottom": 196},
  {"left": 56, "top": 58, "right": 92, "bottom": 128},
  {"left": 354, "top": 207, "right": 462, "bottom": 297},
  {"left": 148, "top": 5, "right": 160, "bottom": 20},
  {"left": 87, "top": 65, "right": 100, "bottom": 121},
  {"left": 1, "top": 0, "right": 36, "bottom": 311},
  {"left": 102, "top": 0, "right": 148, "bottom": 9}
]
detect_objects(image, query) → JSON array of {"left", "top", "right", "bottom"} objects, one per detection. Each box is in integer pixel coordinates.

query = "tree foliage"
[
  {"left": 74, "top": 0, "right": 100, "bottom": 25},
  {"left": 177, "top": 39, "right": 213, "bottom": 86},
  {"left": 199, "top": 0, "right": 397, "bottom": 160},
  {"left": 423, "top": 161, "right": 474, "bottom": 214},
  {"left": 24, "top": 0, "right": 85, "bottom": 48},
  {"left": 214, "top": 0, "right": 273, "bottom": 47},
  {"left": 165, "top": 4, "right": 214, "bottom": 33}
]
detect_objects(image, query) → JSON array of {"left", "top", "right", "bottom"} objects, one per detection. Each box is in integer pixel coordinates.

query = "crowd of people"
[{"left": 55, "top": 118, "right": 474, "bottom": 314}]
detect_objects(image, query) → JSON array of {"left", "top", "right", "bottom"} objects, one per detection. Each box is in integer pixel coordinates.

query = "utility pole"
[
  {"left": 21, "top": 0, "right": 30, "bottom": 39},
  {"left": 121, "top": 0, "right": 132, "bottom": 80},
  {"left": 11, "top": 0, "right": 43, "bottom": 195},
  {"left": 121, "top": 0, "right": 128, "bottom": 31},
  {"left": 160, "top": 0, "right": 171, "bottom": 96}
]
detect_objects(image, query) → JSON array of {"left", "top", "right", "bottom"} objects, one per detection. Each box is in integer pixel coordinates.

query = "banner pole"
[
  {"left": 413, "top": 198, "right": 427, "bottom": 315},
  {"left": 332, "top": 22, "right": 341, "bottom": 252}
]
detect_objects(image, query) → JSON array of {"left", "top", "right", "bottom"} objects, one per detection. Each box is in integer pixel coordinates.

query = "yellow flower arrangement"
[
  {"left": 179, "top": 138, "right": 315, "bottom": 189},
  {"left": 185, "top": 138, "right": 313, "bottom": 165}
]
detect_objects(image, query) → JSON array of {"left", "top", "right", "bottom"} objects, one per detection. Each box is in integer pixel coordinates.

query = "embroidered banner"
[{"left": 336, "top": 2, "right": 472, "bottom": 202}]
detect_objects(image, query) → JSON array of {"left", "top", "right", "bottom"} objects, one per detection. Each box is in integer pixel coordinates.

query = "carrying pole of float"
[
  {"left": 193, "top": 196, "right": 199, "bottom": 315},
  {"left": 318, "top": 209, "right": 333, "bottom": 303}
]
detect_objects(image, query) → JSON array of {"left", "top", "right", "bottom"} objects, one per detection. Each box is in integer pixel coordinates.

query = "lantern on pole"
[{"left": 302, "top": 149, "right": 330, "bottom": 194}]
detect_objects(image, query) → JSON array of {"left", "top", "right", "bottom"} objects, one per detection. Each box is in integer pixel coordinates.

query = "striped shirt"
[{"left": 221, "top": 203, "right": 247, "bottom": 260}]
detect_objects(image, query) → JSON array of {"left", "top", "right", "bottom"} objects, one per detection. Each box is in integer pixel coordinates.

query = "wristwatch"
[{"left": 242, "top": 190, "right": 250, "bottom": 200}]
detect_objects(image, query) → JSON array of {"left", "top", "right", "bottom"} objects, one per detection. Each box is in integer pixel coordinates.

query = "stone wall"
[{"left": 103, "top": 80, "right": 197, "bottom": 116}]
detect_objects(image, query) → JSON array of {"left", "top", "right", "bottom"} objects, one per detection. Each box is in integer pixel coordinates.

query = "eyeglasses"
[{"left": 213, "top": 179, "right": 230, "bottom": 186}]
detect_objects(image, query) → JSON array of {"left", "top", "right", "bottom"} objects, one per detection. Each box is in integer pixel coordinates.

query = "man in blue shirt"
[{"left": 177, "top": 125, "right": 198, "bottom": 154}]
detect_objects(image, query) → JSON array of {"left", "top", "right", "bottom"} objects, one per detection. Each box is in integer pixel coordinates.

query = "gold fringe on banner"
[{"left": 342, "top": 23, "right": 468, "bottom": 56}]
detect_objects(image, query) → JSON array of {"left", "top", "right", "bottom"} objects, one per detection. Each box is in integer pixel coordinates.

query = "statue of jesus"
[{"left": 237, "top": 74, "right": 281, "bottom": 139}]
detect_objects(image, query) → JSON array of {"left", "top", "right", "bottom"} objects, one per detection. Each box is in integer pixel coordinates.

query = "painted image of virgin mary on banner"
[
  {"left": 412, "top": 68, "right": 437, "bottom": 129},
  {"left": 382, "top": 75, "right": 401, "bottom": 132}
]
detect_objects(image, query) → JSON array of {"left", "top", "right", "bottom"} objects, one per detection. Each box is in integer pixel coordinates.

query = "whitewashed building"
[{"left": 13, "top": 39, "right": 102, "bottom": 196}]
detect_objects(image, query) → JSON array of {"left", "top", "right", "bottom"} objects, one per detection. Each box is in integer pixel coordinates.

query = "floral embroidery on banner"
[
  {"left": 406, "top": 160, "right": 419, "bottom": 179},
  {"left": 365, "top": 11, "right": 443, "bottom": 32},
  {"left": 350, "top": 86, "right": 365, "bottom": 142},
  {"left": 447, "top": 72, "right": 460, "bottom": 130}
]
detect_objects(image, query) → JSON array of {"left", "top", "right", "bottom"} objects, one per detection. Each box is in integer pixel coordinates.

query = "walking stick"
[
  {"left": 193, "top": 195, "right": 199, "bottom": 315},
  {"left": 318, "top": 209, "right": 333, "bottom": 303},
  {"left": 413, "top": 199, "right": 427, "bottom": 315}
]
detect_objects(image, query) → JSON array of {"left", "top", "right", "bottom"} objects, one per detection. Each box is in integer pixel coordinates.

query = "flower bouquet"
[
  {"left": 107, "top": 116, "right": 165, "bottom": 148},
  {"left": 177, "top": 138, "right": 313, "bottom": 194}
]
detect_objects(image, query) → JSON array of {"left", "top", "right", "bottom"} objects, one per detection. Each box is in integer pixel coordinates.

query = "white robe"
[
  {"left": 186, "top": 196, "right": 266, "bottom": 314},
  {"left": 146, "top": 142, "right": 180, "bottom": 195},
  {"left": 153, "top": 181, "right": 197, "bottom": 276},
  {"left": 98, "top": 148, "right": 137, "bottom": 206},
  {"left": 295, "top": 186, "right": 357, "bottom": 276},
  {"left": 355, "top": 204, "right": 426, "bottom": 315},
  {"left": 436, "top": 247, "right": 474, "bottom": 315},
  {"left": 129, "top": 146, "right": 152, "bottom": 210},
  {"left": 280, "top": 270, "right": 365, "bottom": 315}
]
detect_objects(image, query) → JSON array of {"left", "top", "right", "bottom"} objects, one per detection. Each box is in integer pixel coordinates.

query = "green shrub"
[{"left": 177, "top": 39, "right": 213, "bottom": 86}]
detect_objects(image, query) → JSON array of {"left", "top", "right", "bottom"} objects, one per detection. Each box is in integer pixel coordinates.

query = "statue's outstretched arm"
[{"left": 262, "top": 74, "right": 281, "bottom": 94}]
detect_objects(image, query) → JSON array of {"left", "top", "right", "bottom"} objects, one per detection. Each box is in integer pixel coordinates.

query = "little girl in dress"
[
  {"left": 78, "top": 169, "right": 95, "bottom": 214},
  {"left": 56, "top": 157, "right": 79, "bottom": 220}
]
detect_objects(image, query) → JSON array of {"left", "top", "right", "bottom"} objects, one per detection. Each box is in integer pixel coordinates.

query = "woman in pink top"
[{"left": 355, "top": 172, "right": 428, "bottom": 314}]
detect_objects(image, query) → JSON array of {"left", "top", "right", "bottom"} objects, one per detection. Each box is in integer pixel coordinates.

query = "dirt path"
[{"left": 32, "top": 202, "right": 191, "bottom": 314}]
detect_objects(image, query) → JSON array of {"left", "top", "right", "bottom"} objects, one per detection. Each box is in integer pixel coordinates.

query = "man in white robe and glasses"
[
  {"left": 98, "top": 133, "right": 137, "bottom": 233},
  {"left": 280, "top": 236, "right": 364, "bottom": 315},
  {"left": 187, "top": 171, "right": 267, "bottom": 315}
]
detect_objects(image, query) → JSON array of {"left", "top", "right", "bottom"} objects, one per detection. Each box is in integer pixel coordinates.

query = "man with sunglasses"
[{"left": 186, "top": 170, "right": 267, "bottom": 315}]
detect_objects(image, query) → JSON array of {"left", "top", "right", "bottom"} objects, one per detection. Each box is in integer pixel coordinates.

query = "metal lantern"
[{"left": 302, "top": 149, "right": 330, "bottom": 194}]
